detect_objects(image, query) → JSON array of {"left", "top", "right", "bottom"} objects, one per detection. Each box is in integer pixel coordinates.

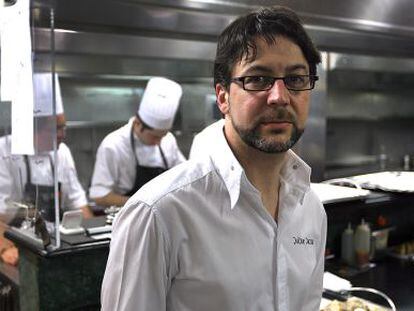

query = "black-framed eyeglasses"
[{"left": 230, "top": 75, "right": 319, "bottom": 91}]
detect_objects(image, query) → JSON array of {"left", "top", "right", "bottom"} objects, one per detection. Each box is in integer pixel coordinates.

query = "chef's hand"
[
  {"left": 1, "top": 245, "right": 18, "bottom": 266},
  {"left": 82, "top": 206, "right": 94, "bottom": 219}
]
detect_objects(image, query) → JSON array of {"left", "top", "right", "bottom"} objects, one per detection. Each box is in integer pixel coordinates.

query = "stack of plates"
[{"left": 311, "top": 183, "right": 371, "bottom": 204}]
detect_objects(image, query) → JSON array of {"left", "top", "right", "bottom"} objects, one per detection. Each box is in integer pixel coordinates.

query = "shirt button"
[
  {"left": 231, "top": 165, "right": 234, "bottom": 171},
  {"left": 293, "top": 164, "right": 298, "bottom": 170}
]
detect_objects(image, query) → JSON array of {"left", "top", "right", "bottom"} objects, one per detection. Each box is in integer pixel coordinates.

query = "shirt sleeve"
[
  {"left": 0, "top": 146, "right": 13, "bottom": 214},
  {"left": 89, "top": 140, "right": 120, "bottom": 199},
  {"left": 59, "top": 145, "right": 88, "bottom": 209},
  {"left": 303, "top": 208, "right": 327, "bottom": 311},
  {"left": 101, "top": 202, "right": 169, "bottom": 311}
]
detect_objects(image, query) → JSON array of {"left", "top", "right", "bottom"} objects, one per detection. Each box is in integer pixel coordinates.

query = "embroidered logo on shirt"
[{"left": 293, "top": 236, "right": 314, "bottom": 245}]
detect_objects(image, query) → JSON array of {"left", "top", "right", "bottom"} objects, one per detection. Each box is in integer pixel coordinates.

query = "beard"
[{"left": 230, "top": 106, "right": 304, "bottom": 154}]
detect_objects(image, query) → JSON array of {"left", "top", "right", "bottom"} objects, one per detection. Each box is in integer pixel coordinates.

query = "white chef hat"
[
  {"left": 33, "top": 73, "right": 64, "bottom": 117},
  {"left": 137, "top": 77, "right": 182, "bottom": 130}
]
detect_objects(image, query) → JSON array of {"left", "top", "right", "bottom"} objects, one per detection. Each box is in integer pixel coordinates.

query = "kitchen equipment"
[
  {"left": 59, "top": 210, "right": 84, "bottom": 235},
  {"left": 372, "top": 227, "right": 393, "bottom": 251}
]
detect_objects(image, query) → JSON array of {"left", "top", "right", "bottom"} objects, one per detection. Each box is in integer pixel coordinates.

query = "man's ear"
[
  {"left": 215, "top": 84, "right": 230, "bottom": 115},
  {"left": 133, "top": 116, "right": 142, "bottom": 132}
]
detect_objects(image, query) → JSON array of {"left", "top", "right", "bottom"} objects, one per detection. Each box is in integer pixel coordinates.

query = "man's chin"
[
  {"left": 248, "top": 130, "right": 303, "bottom": 153},
  {"left": 261, "top": 131, "right": 291, "bottom": 143},
  {"left": 256, "top": 140, "right": 293, "bottom": 154}
]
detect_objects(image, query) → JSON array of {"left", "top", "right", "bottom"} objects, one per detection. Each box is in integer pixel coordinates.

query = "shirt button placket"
[{"left": 273, "top": 224, "right": 279, "bottom": 310}]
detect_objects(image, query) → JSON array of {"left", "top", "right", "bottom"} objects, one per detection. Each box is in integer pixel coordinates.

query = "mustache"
[{"left": 255, "top": 108, "right": 296, "bottom": 124}]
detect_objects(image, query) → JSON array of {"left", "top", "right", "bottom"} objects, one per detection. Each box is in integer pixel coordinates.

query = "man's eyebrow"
[
  {"left": 241, "top": 63, "right": 309, "bottom": 75},
  {"left": 242, "top": 65, "right": 273, "bottom": 75},
  {"left": 285, "top": 64, "right": 308, "bottom": 72}
]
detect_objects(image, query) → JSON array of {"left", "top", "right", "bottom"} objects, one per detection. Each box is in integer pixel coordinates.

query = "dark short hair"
[
  {"left": 135, "top": 113, "right": 154, "bottom": 131},
  {"left": 213, "top": 6, "right": 321, "bottom": 89}
]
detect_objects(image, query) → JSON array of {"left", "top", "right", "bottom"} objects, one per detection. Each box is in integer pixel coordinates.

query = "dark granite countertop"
[{"left": 4, "top": 216, "right": 110, "bottom": 257}]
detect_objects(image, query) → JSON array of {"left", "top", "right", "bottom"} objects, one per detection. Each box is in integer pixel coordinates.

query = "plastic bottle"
[
  {"left": 403, "top": 155, "right": 410, "bottom": 171},
  {"left": 354, "top": 219, "right": 371, "bottom": 267},
  {"left": 341, "top": 222, "right": 354, "bottom": 265}
]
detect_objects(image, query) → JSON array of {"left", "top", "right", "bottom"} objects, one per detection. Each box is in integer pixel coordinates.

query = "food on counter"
[
  {"left": 322, "top": 297, "right": 386, "bottom": 311},
  {"left": 394, "top": 240, "right": 414, "bottom": 255}
]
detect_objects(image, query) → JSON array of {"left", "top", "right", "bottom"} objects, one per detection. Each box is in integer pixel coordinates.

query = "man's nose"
[{"left": 267, "top": 79, "right": 289, "bottom": 106}]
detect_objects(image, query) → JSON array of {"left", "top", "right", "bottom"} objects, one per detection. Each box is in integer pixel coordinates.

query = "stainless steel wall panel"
[
  {"left": 34, "top": 0, "right": 414, "bottom": 39},
  {"left": 294, "top": 52, "right": 328, "bottom": 182},
  {"left": 28, "top": 0, "right": 414, "bottom": 59},
  {"left": 34, "top": 0, "right": 233, "bottom": 37},
  {"left": 326, "top": 63, "right": 414, "bottom": 179},
  {"left": 330, "top": 53, "right": 414, "bottom": 73},
  {"left": 33, "top": 54, "right": 214, "bottom": 78},
  {"left": 34, "top": 28, "right": 217, "bottom": 60}
]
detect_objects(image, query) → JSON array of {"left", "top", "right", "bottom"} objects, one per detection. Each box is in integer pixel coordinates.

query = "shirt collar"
[
  {"left": 209, "top": 122, "right": 311, "bottom": 209},
  {"left": 280, "top": 150, "right": 312, "bottom": 205},
  {"left": 208, "top": 122, "right": 244, "bottom": 209}
]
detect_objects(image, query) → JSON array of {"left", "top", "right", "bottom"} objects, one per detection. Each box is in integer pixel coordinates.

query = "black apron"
[
  {"left": 125, "top": 127, "right": 168, "bottom": 196},
  {"left": 23, "top": 155, "right": 62, "bottom": 222}
]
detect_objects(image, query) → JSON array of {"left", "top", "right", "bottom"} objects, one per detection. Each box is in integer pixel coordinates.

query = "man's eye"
[
  {"left": 286, "top": 76, "right": 306, "bottom": 85},
  {"left": 245, "top": 76, "right": 270, "bottom": 84}
]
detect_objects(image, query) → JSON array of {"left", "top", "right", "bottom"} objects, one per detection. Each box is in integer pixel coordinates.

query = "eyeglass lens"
[{"left": 242, "top": 76, "right": 314, "bottom": 91}]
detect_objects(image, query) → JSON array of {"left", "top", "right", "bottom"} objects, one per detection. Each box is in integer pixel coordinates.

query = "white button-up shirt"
[
  {"left": 101, "top": 120, "right": 327, "bottom": 311},
  {"left": 89, "top": 118, "right": 185, "bottom": 199},
  {"left": 0, "top": 136, "right": 87, "bottom": 217}
]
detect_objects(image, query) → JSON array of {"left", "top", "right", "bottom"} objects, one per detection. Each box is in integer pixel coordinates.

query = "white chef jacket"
[
  {"left": 101, "top": 120, "right": 327, "bottom": 311},
  {"left": 89, "top": 118, "right": 185, "bottom": 199},
  {"left": 0, "top": 135, "right": 87, "bottom": 218},
  {"left": 189, "top": 118, "right": 225, "bottom": 160}
]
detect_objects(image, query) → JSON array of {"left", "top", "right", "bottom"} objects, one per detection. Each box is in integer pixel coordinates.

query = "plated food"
[
  {"left": 393, "top": 240, "right": 414, "bottom": 256},
  {"left": 322, "top": 297, "right": 387, "bottom": 311}
]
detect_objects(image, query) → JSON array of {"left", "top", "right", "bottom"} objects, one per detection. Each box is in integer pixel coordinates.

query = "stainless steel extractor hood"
[{"left": 25, "top": 0, "right": 414, "bottom": 80}]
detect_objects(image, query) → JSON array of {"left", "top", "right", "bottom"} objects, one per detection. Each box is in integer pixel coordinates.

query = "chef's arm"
[
  {"left": 0, "top": 219, "right": 18, "bottom": 266},
  {"left": 92, "top": 191, "right": 129, "bottom": 208}
]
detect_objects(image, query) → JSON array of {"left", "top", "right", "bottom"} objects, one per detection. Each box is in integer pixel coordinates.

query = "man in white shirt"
[
  {"left": 89, "top": 77, "right": 186, "bottom": 208},
  {"left": 0, "top": 73, "right": 92, "bottom": 266},
  {"left": 101, "top": 6, "right": 327, "bottom": 311},
  {"left": 0, "top": 115, "right": 91, "bottom": 218}
]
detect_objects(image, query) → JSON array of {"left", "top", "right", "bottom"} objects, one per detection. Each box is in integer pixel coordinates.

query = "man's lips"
[
  {"left": 261, "top": 121, "right": 292, "bottom": 130},
  {"left": 261, "top": 119, "right": 292, "bottom": 124},
  {"left": 261, "top": 118, "right": 293, "bottom": 125}
]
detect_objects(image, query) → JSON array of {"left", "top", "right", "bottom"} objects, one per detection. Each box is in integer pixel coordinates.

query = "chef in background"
[
  {"left": 89, "top": 77, "right": 185, "bottom": 208},
  {"left": 189, "top": 119, "right": 225, "bottom": 160},
  {"left": 0, "top": 73, "right": 93, "bottom": 266}
]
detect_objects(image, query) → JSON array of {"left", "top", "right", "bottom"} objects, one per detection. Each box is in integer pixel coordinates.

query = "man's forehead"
[{"left": 236, "top": 36, "right": 307, "bottom": 71}]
